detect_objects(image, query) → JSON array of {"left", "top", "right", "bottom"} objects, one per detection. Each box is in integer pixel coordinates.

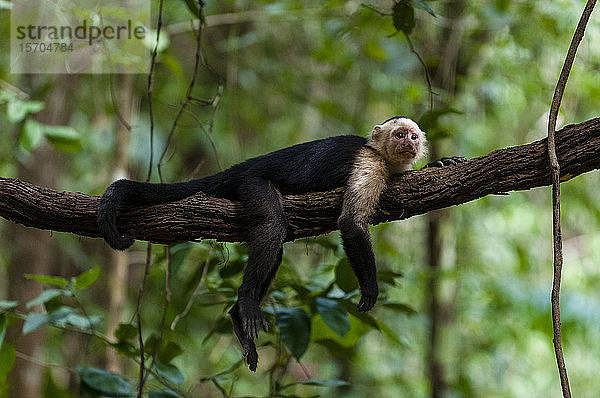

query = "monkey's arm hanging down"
[{"left": 96, "top": 116, "right": 464, "bottom": 371}]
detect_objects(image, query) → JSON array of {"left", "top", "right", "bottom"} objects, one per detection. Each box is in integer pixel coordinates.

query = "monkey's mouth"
[{"left": 397, "top": 148, "right": 416, "bottom": 157}]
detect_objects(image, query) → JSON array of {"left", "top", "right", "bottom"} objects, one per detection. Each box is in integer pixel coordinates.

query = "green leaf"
[
  {"left": 23, "top": 307, "right": 70, "bottom": 334},
  {"left": 315, "top": 298, "right": 350, "bottom": 338},
  {"left": 26, "top": 289, "right": 69, "bottom": 309},
  {"left": 23, "top": 313, "right": 51, "bottom": 334},
  {"left": 111, "top": 341, "right": 140, "bottom": 359},
  {"left": 182, "top": 0, "right": 204, "bottom": 21},
  {"left": 312, "top": 314, "right": 370, "bottom": 348},
  {"left": 158, "top": 341, "right": 184, "bottom": 364},
  {"left": 376, "top": 320, "right": 407, "bottom": 346},
  {"left": 298, "top": 379, "right": 351, "bottom": 387},
  {"left": 335, "top": 258, "right": 358, "bottom": 293},
  {"left": 71, "top": 267, "right": 101, "bottom": 290},
  {"left": 0, "top": 301, "right": 18, "bottom": 311},
  {"left": 24, "top": 273, "right": 68, "bottom": 288},
  {"left": 0, "top": 342, "right": 16, "bottom": 377},
  {"left": 411, "top": 0, "right": 436, "bottom": 17},
  {"left": 7, "top": 100, "right": 44, "bottom": 123},
  {"left": 149, "top": 390, "right": 179, "bottom": 398},
  {"left": 219, "top": 258, "right": 245, "bottom": 278},
  {"left": 21, "top": 119, "right": 44, "bottom": 151},
  {"left": 339, "top": 299, "right": 380, "bottom": 330},
  {"left": 155, "top": 362, "right": 185, "bottom": 385},
  {"left": 200, "top": 359, "right": 244, "bottom": 381},
  {"left": 168, "top": 243, "right": 193, "bottom": 275},
  {"left": 76, "top": 365, "right": 134, "bottom": 397},
  {"left": 377, "top": 270, "right": 404, "bottom": 286},
  {"left": 276, "top": 307, "right": 311, "bottom": 360},
  {"left": 115, "top": 323, "right": 138, "bottom": 342},
  {"left": 392, "top": 1, "right": 415, "bottom": 34},
  {"left": 0, "top": 315, "right": 7, "bottom": 348},
  {"left": 144, "top": 334, "right": 161, "bottom": 355},
  {"left": 44, "top": 125, "right": 82, "bottom": 153},
  {"left": 382, "top": 302, "right": 417, "bottom": 315},
  {"left": 60, "top": 312, "right": 99, "bottom": 331}
]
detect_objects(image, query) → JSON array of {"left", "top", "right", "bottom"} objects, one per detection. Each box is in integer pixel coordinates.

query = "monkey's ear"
[{"left": 372, "top": 125, "right": 383, "bottom": 138}]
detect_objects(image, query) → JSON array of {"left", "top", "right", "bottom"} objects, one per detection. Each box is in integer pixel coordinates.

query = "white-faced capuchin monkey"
[{"left": 97, "top": 116, "right": 465, "bottom": 371}]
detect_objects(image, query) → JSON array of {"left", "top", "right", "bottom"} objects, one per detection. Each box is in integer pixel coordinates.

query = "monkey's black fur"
[
  {"left": 98, "top": 135, "right": 367, "bottom": 249},
  {"left": 97, "top": 116, "right": 460, "bottom": 371},
  {"left": 98, "top": 134, "right": 375, "bottom": 371}
]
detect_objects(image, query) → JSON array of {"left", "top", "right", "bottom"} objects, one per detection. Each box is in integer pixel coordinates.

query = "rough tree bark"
[{"left": 0, "top": 117, "right": 599, "bottom": 245}]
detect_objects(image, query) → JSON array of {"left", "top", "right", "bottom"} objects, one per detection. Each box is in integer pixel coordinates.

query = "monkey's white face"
[{"left": 370, "top": 117, "right": 427, "bottom": 173}]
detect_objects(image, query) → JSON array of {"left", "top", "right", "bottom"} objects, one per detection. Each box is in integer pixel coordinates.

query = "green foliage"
[
  {"left": 6, "top": 99, "right": 44, "bottom": 123},
  {"left": 71, "top": 267, "right": 101, "bottom": 290},
  {"left": 24, "top": 273, "right": 69, "bottom": 288},
  {"left": 392, "top": 1, "right": 415, "bottom": 34},
  {"left": 155, "top": 362, "right": 185, "bottom": 385},
  {"left": 315, "top": 297, "right": 350, "bottom": 338},
  {"left": 0, "top": 343, "right": 16, "bottom": 389},
  {"left": 148, "top": 389, "right": 178, "bottom": 398},
  {"left": 334, "top": 257, "right": 358, "bottom": 292},
  {"left": 276, "top": 307, "right": 312, "bottom": 360},
  {"left": 114, "top": 323, "right": 138, "bottom": 341},
  {"left": 26, "top": 289, "right": 69, "bottom": 309},
  {"left": 23, "top": 307, "right": 99, "bottom": 335},
  {"left": 42, "top": 125, "right": 83, "bottom": 153},
  {"left": 75, "top": 366, "right": 134, "bottom": 397}
]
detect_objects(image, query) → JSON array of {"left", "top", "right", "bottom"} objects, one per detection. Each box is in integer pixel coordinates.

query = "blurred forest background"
[{"left": 1, "top": 0, "right": 600, "bottom": 397}]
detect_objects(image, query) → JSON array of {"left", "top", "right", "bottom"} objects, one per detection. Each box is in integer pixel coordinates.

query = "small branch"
[
  {"left": 15, "top": 350, "right": 73, "bottom": 373},
  {"left": 0, "top": 118, "right": 599, "bottom": 245},
  {"left": 157, "top": 6, "right": 206, "bottom": 181},
  {"left": 146, "top": 0, "right": 165, "bottom": 182},
  {"left": 403, "top": 33, "right": 436, "bottom": 111},
  {"left": 136, "top": 243, "right": 153, "bottom": 398},
  {"left": 547, "top": 2, "right": 596, "bottom": 397}
]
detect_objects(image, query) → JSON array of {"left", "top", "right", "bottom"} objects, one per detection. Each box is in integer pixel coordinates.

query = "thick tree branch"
[{"left": 0, "top": 117, "right": 599, "bottom": 246}]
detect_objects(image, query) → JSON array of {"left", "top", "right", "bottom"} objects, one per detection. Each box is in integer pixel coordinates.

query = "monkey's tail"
[{"left": 97, "top": 178, "right": 210, "bottom": 250}]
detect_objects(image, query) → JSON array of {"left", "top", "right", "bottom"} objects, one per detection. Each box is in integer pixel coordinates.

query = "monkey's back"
[{"left": 204, "top": 135, "right": 367, "bottom": 198}]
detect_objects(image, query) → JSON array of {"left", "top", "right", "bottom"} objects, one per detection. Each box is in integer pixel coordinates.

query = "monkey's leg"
[
  {"left": 338, "top": 215, "right": 379, "bottom": 312},
  {"left": 228, "top": 249, "right": 282, "bottom": 372},
  {"left": 229, "top": 179, "right": 286, "bottom": 370},
  {"left": 256, "top": 248, "right": 283, "bottom": 304}
]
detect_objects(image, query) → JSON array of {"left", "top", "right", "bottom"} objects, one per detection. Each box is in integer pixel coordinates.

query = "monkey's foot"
[
  {"left": 425, "top": 156, "right": 467, "bottom": 168},
  {"left": 237, "top": 297, "right": 269, "bottom": 340},
  {"left": 229, "top": 303, "right": 260, "bottom": 372}
]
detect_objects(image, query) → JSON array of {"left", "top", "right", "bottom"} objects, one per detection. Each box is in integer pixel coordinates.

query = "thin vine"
[{"left": 546, "top": 1, "right": 596, "bottom": 397}]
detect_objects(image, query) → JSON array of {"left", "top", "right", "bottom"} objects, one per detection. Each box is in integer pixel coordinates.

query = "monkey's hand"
[
  {"left": 357, "top": 284, "right": 379, "bottom": 312},
  {"left": 424, "top": 156, "right": 467, "bottom": 168}
]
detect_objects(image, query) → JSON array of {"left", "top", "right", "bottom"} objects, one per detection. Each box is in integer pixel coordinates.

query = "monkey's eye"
[
  {"left": 395, "top": 132, "right": 405, "bottom": 139},
  {"left": 410, "top": 133, "right": 418, "bottom": 140}
]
